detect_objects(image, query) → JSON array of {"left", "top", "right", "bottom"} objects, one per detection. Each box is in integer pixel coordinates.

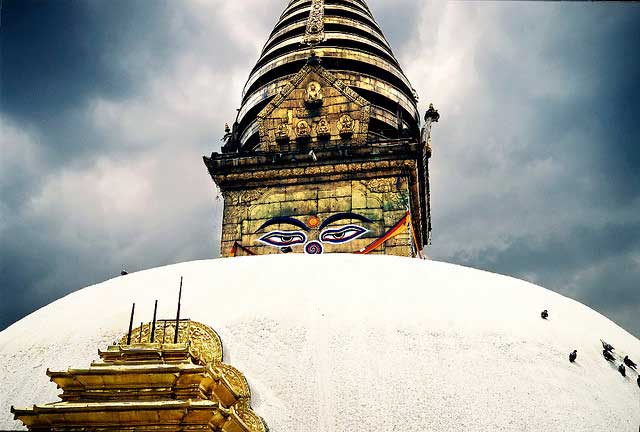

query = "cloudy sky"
[{"left": 1, "top": 0, "right": 639, "bottom": 336}]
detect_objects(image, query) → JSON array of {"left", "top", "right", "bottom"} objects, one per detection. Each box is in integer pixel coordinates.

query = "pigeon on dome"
[
  {"left": 601, "top": 340, "right": 615, "bottom": 352},
  {"left": 541, "top": 310, "right": 549, "bottom": 320},
  {"left": 603, "top": 350, "right": 616, "bottom": 362},
  {"left": 623, "top": 355, "right": 637, "bottom": 370},
  {"left": 569, "top": 350, "right": 577, "bottom": 363},
  {"left": 618, "top": 364, "right": 626, "bottom": 377}
]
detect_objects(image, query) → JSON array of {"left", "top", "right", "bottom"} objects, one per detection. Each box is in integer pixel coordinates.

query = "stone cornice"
[{"left": 205, "top": 140, "right": 419, "bottom": 189}]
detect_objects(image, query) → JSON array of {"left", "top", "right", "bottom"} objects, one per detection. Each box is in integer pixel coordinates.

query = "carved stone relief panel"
[{"left": 257, "top": 65, "right": 371, "bottom": 151}]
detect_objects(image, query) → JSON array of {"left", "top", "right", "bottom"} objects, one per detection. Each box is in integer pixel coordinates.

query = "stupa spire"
[
  {"left": 204, "top": 0, "right": 436, "bottom": 257},
  {"left": 237, "top": 0, "right": 419, "bottom": 150}
]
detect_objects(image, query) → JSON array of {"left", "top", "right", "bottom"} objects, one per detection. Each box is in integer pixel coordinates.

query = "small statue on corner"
[
  {"left": 421, "top": 103, "right": 440, "bottom": 158},
  {"left": 222, "top": 110, "right": 242, "bottom": 153}
]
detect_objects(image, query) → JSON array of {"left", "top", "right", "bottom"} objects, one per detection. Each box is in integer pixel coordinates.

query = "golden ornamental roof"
[{"left": 236, "top": 0, "right": 420, "bottom": 151}]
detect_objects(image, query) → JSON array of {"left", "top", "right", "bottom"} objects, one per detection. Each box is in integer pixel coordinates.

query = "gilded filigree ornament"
[
  {"left": 209, "top": 362, "right": 252, "bottom": 399},
  {"left": 236, "top": 403, "right": 267, "bottom": 432},
  {"left": 118, "top": 320, "right": 223, "bottom": 365},
  {"left": 303, "top": 0, "right": 325, "bottom": 46}
]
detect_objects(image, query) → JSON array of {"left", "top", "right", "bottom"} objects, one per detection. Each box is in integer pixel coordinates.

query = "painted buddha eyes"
[
  {"left": 259, "top": 225, "right": 368, "bottom": 250},
  {"left": 256, "top": 213, "right": 373, "bottom": 252},
  {"left": 320, "top": 225, "right": 368, "bottom": 244},
  {"left": 258, "top": 231, "right": 307, "bottom": 247}
]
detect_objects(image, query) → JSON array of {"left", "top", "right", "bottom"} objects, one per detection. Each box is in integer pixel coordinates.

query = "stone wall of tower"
[{"left": 220, "top": 176, "right": 413, "bottom": 257}]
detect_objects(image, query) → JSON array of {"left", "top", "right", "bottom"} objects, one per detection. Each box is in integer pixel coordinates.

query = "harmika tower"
[{"left": 204, "top": 0, "right": 438, "bottom": 257}]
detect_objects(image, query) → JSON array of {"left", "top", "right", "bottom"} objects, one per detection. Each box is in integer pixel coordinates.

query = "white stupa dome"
[{"left": 1, "top": 255, "right": 639, "bottom": 431}]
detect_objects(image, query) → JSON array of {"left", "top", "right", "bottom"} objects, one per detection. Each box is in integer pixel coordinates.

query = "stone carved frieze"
[
  {"left": 238, "top": 188, "right": 268, "bottom": 205},
  {"left": 365, "top": 178, "right": 396, "bottom": 194}
]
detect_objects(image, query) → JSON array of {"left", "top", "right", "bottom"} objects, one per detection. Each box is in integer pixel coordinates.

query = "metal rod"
[
  {"left": 150, "top": 300, "right": 158, "bottom": 343},
  {"left": 126, "top": 303, "right": 136, "bottom": 345},
  {"left": 174, "top": 277, "right": 183, "bottom": 343},
  {"left": 162, "top": 320, "right": 167, "bottom": 344},
  {"left": 139, "top": 322, "right": 143, "bottom": 343}
]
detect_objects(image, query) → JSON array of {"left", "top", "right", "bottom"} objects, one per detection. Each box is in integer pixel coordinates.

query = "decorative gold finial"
[
  {"left": 425, "top": 103, "right": 440, "bottom": 123},
  {"left": 303, "top": 0, "right": 325, "bottom": 46}
]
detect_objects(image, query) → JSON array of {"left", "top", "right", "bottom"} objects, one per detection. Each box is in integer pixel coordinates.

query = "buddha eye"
[
  {"left": 258, "top": 231, "right": 307, "bottom": 248},
  {"left": 320, "top": 225, "right": 368, "bottom": 244}
]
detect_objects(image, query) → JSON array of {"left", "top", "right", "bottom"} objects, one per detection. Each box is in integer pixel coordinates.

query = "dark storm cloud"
[
  {"left": 421, "top": 3, "right": 640, "bottom": 336},
  {"left": 0, "top": 0, "right": 252, "bottom": 165},
  {"left": 1, "top": 0, "right": 639, "bottom": 340},
  {"left": 480, "top": 3, "right": 640, "bottom": 203},
  {"left": 2, "top": 0, "right": 166, "bottom": 121},
  {"left": 0, "top": 0, "right": 182, "bottom": 203},
  {"left": 0, "top": 0, "right": 285, "bottom": 331},
  {"left": 0, "top": 0, "right": 253, "bottom": 330}
]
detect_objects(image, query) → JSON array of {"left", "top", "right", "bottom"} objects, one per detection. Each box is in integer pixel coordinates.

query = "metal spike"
[
  {"left": 126, "top": 303, "right": 135, "bottom": 345},
  {"left": 174, "top": 277, "right": 183, "bottom": 344},
  {"left": 150, "top": 300, "right": 158, "bottom": 343}
]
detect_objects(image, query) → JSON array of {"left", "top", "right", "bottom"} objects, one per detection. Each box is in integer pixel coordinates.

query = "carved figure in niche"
[
  {"left": 337, "top": 114, "right": 355, "bottom": 137},
  {"left": 296, "top": 120, "right": 310, "bottom": 138},
  {"left": 275, "top": 123, "right": 290, "bottom": 142},
  {"left": 316, "top": 117, "right": 330, "bottom": 137},
  {"left": 305, "top": 81, "right": 323, "bottom": 107}
]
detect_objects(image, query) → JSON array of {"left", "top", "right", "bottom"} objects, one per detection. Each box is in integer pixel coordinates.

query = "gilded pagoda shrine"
[
  {"left": 204, "top": 0, "right": 438, "bottom": 258},
  {"left": 12, "top": 320, "right": 267, "bottom": 432}
]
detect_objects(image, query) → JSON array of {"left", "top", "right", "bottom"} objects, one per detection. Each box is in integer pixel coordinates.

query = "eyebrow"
[
  {"left": 256, "top": 217, "right": 310, "bottom": 233},
  {"left": 319, "top": 212, "right": 373, "bottom": 230}
]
